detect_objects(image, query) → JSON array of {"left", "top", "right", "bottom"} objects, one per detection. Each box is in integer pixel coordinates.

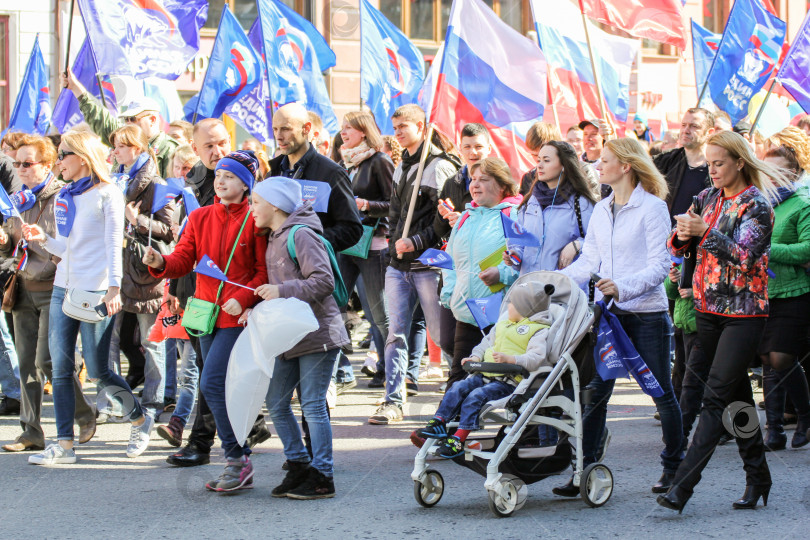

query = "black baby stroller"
[{"left": 411, "top": 271, "right": 614, "bottom": 517}]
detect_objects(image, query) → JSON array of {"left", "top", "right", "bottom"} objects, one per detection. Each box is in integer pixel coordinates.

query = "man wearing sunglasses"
[{"left": 60, "top": 68, "right": 178, "bottom": 178}]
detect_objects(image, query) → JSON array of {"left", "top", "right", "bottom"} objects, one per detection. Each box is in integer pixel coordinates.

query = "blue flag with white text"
[
  {"left": 466, "top": 292, "right": 503, "bottom": 330},
  {"left": 295, "top": 180, "right": 331, "bottom": 213},
  {"left": 501, "top": 212, "right": 540, "bottom": 247},
  {"left": 225, "top": 20, "right": 273, "bottom": 145},
  {"left": 417, "top": 248, "right": 454, "bottom": 270},
  {"left": 195, "top": 255, "right": 228, "bottom": 282},
  {"left": 3, "top": 36, "right": 50, "bottom": 137},
  {"left": 256, "top": 0, "right": 306, "bottom": 107}
]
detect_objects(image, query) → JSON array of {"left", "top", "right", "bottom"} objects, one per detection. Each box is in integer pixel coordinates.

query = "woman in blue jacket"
[
  {"left": 505, "top": 141, "right": 599, "bottom": 276},
  {"left": 440, "top": 157, "right": 521, "bottom": 389}
]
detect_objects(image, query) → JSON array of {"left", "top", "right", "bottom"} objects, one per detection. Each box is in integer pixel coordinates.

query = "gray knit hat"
[{"left": 510, "top": 282, "right": 555, "bottom": 318}]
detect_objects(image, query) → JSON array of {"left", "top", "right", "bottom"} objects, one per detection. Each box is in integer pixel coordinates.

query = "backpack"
[{"left": 286, "top": 224, "right": 349, "bottom": 307}]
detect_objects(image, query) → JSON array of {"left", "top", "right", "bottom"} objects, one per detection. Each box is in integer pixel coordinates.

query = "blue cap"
[
  {"left": 215, "top": 150, "right": 259, "bottom": 191},
  {"left": 253, "top": 176, "right": 302, "bottom": 214}
]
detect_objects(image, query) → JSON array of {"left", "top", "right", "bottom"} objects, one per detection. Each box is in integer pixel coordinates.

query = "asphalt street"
[{"left": 1, "top": 345, "right": 808, "bottom": 539}]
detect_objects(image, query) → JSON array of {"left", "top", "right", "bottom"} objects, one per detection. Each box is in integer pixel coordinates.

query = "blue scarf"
[
  {"left": 10, "top": 172, "right": 53, "bottom": 213},
  {"left": 112, "top": 153, "right": 150, "bottom": 192},
  {"left": 55, "top": 176, "right": 96, "bottom": 237},
  {"left": 771, "top": 184, "right": 797, "bottom": 207}
]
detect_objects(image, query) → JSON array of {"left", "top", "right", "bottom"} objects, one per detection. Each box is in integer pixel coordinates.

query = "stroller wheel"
[
  {"left": 414, "top": 469, "right": 444, "bottom": 508},
  {"left": 487, "top": 476, "right": 527, "bottom": 518},
  {"left": 580, "top": 463, "right": 613, "bottom": 508}
]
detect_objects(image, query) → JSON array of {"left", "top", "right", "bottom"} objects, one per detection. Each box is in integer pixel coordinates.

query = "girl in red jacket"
[{"left": 143, "top": 151, "right": 267, "bottom": 494}]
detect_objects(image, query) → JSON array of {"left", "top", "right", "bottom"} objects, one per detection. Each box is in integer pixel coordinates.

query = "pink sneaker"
[{"left": 206, "top": 455, "right": 254, "bottom": 493}]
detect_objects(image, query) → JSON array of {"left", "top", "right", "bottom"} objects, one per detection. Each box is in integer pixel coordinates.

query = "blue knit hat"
[
  {"left": 215, "top": 150, "right": 259, "bottom": 191},
  {"left": 633, "top": 112, "right": 648, "bottom": 126},
  {"left": 253, "top": 176, "right": 303, "bottom": 214}
]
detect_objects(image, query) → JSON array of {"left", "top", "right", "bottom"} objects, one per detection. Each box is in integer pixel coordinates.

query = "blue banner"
[
  {"left": 360, "top": 0, "right": 425, "bottom": 135},
  {"left": 256, "top": 0, "right": 306, "bottom": 107},
  {"left": 183, "top": 7, "right": 263, "bottom": 122},
  {"left": 776, "top": 9, "right": 810, "bottom": 114},
  {"left": 465, "top": 292, "right": 503, "bottom": 330},
  {"left": 691, "top": 20, "right": 721, "bottom": 106},
  {"left": 76, "top": 0, "right": 207, "bottom": 80},
  {"left": 225, "top": 20, "right": 273, "bottom": 145},
  {"left": 707, "top": 0, "right": 786, "bottom": 124},
  {"left": 3, "top": 36, "right": 50, "bottom": 137}
]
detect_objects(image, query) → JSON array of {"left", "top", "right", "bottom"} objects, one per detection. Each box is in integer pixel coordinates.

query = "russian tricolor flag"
[
  {"left": 431, "top": 0, "right": 547, "bottom": 174},
  {"left": 531, "top": 0, "right": 639, "bottom": 127}
]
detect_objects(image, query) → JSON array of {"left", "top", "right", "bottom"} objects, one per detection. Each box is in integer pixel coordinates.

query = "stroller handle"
[{"left": 462, "top": 362, "right": 529, "bottom": 378}]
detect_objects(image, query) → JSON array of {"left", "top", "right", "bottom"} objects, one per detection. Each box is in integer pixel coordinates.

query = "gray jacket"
[{"left": 265, "top": 204, "right": 350, "bottom": 359}]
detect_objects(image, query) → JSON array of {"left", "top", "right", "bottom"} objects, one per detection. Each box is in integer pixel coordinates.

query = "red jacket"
[{"left": 150, "top": 197, "right": 268, "bottom": 328}]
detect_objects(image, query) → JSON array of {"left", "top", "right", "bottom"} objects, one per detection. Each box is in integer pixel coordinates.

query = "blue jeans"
[
  {"left": 199, "top": 326, "right": 247, "bottom": 460},
  {"left": 267, "top": 349, "right": 338, "bottom": 476},
  {"left": 435, "top": 374, "right": 514, "bottom": 430},
  {"left": 165, "top": 338, "right": 178, "bottom": 401},
  {"left": 582, "top": 311, "right": 684, "bottom": 474},
  {"left": 383, "top": 267, "right": 442, "bottom": 405},
  {"left": 49, "top": 286, "right": 142, "bottom": 440},
  {"left": 375, "top": 303, "right": 426, "bottom": 379},
  {"left": 0, "top": 313, "right": 20, "bottom": 401},
  {"left": 131, "top": 312, "right": 165, "bottom": 419},
  {"left": 171, "top": 339, "right": 199, "bottom": 425}
]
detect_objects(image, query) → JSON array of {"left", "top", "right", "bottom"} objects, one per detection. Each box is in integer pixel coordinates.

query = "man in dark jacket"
[
  {"left": 368, "top": 104, "right": 458, "bottom": 425},
  {"left": 162, "top": 118, "right": 271, "bottom": 466},
  {"left": 268, "top": 103, "right": 362, "bottom": 252}
]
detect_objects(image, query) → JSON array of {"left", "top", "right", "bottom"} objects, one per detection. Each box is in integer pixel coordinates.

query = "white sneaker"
[
  {"left": 419, "top": 365, "right": 444, "bottom": 381},
  {"left": 126, "top": 415, "right": 154, "bottom": 458},
  {"left": 326, "top": 381, "right": 337, "bottom": 410},
  {"left": 29, "top": 443, "right": 77, "bottom": 465}
]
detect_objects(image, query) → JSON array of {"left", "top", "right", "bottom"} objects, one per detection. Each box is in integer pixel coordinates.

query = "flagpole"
[
  {"left": 577, "top": 0, "right": 610, "bottom": 135},
  {"left": 64, "top": 0, "right": 75, "bottom": 74},
  {"left": 398, "top": 123, "right": 435, "bottom": 259},
  {"left": 147, "top": 213, "right": 153, "bottom": 247},
  {"left": 193, "top": 6, "right": 229, "bottom": 125},
  {"left": 749, "top": 78, "right": 777, "bottom": 138},
  {"left": 96, "top": 73, "right": 108, "bottom": 109}
]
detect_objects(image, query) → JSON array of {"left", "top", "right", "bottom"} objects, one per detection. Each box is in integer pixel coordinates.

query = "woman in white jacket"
[{"left": 554, "top": 138, "right": 683, "bottom": 495}]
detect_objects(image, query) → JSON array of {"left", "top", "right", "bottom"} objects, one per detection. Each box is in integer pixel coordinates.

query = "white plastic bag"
[{"left": 226, "top": 298, "right": 319, "bottom": 445}]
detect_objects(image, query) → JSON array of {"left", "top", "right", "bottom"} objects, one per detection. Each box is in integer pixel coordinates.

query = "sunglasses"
[
  {"left": 57, "top": 151, "right": 76, "bottom": 161},
  {"left": 12, "top": 161, "right": 42, "bottom": 169},
  {"left": 122, "top": 113, "right": 149, "bottom": 123}
]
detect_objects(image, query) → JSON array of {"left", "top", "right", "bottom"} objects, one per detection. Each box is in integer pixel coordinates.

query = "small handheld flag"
[
  {"left": 194, "top": 255, "right": 228, "bottom": 282},
  {"left": 151, "top": 183, "right": 183, "bottom": 214},
  {"left": 501, "top": 213, "right": 540, "bottom": 247},
  {"left": 465, "top": 292, "right": 503, "bottom": 331},
  {"left": 0, "top": 188, "right": 22, "bottom": 219},
  {"left": 417, "top": 248, "right": 454, "bottom": 270},
  {"left": 295, "top": 180, "right": 332, "bottom": 213}
]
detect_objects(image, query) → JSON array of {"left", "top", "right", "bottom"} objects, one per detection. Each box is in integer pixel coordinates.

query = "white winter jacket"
[{"left": 561, "top": 183, "right": 670, "bottom": 313}]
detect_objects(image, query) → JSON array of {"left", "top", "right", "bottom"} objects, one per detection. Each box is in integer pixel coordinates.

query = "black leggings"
[
  {"left": 446, "top": 320, "right": 491, "bottom": 391},
  {"left": 673, "top": 313, "right": 770, "bottom": 493}
]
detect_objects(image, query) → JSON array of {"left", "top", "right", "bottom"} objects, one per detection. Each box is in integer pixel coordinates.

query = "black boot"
[
  {"left": 792, "top": 416, "right": 810, "bottom": 448},
  {"left": 287, "top": 467, "right": 336, "bottom": 500},
  {"left": 652, "top": 472, "right": 675, "bottom": 494},
  {"left": 552, "top": 474, "right": 579, "bottom": 497},
  {"left": 763, "top": 365, "right": 787, "bottom": 451},
  {"left": 732, "top": 484, "right": 770, "bottom": 509},
  {"left": 271, "top": 460, "right": 312, "bottom": 498},
  {"left": 777, "top": 362, "right": 810, "bottom": 448},
  {"left": 657, "top": 486, "right": 691, "bottom": 514}
]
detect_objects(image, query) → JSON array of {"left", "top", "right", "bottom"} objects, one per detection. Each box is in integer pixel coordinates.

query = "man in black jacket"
[
  {"left": 268, "top": 103, "right": 362, "bottom": 252},
  {"left": 161, "top": 118, "right": 271, "bottom": 467}
]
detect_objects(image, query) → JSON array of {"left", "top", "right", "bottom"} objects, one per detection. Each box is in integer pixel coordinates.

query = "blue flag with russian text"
[
  {"left": 417, "top": 248, "right": 454, "bottom": 270},
  {"left": 3, "top": 36, "right": 50, "bottom": 137},
  {"left": 225, "top": 20, "right": 273, "bottom": 145},
  {"left": 691, "top": 20, "right": 721, "bottom": 106},
  {"left": 466, "top": 292, "right": 503, "bottom": 330},
  {"left": 295, "top": 179, "right": 331, "bottom": 213},
  {"left": 256, "top": 0, "right": 306, "bottom": 107},
  {"left": 501, "top": 212, "right": 540, "bottom": 247}
]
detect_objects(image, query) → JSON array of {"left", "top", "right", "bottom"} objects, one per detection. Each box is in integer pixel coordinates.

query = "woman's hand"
[
  {"left": 355, "top": 198, "right": 367, "bottom": 211},
  {"left": 395, "top": 238, "right": 414, "bottom": 256},
  {"left": 166, "top": 294, "right": 180, "bottom": 315},
  {"left": 557, "top": 241, "right": 579, "bottom": 269},
  {"left": 102, "top": 286, "right": 122, "bottom": 316},
  {"left": 675, "top": 210, "right": 708, "bottom": 241},
  {"left": 255, "top": 284, "right": 279, "bottom": 301},
  {"left": 478, "top": 267, "right": 501, "bottom": 286},
  {"left": 678, "top": 288, "right": 693, "bottom": 299},
  {"left": 492, "top": 352, "right": 516, "bottom": 364},
  {"left": 668, "top": 267, "right": 681, "bottom": 283},
  {"left": 22, "top": 224, "right": 46, "bottom": 243},
  {"left": 461, "top": 356, "right": 480, "bottom": 365},
  {"left": 596, "top": 278, "right": 619, "bottom": 300},
  {"left": 238, "top": 308, "right": 252, "bottom": 326},
  {"left": 502, "top": 250, "right": 514, "bottom": 266},
  {"left": 170, "top": 222, "right": 181, "bottom": 239},
  {"left": 446, "top": 212, "right": 461, "bottom": 227},
  {"left": 222, "top": 298, "right": 243, "bottom": 316},
  {"left": 142, "top": 246, "right": 165, "bottom": 270},
  {"left": 0, "top": 227, "right": 8, "bottom": 245},
  {"left": 125, "top": 200, "right": 142, "bottom": 225}
]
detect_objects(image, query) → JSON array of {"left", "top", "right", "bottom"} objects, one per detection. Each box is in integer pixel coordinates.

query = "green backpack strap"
[{"left": 286, "top": 225, "right": 349, "bottom": 307}]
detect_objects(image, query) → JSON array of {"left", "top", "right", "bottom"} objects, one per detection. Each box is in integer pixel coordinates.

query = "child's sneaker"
[
  {"left": 205, "top": 455, "right": 254, "bottom": 494},
  {"left": 436, "top": 435, "right": 464, "bottom": 459},
  {"left": 414, "top": 418, "right": 447, "bottom": 440},
  {"left": 465, "top": 440, "right": 482, "bottom": 451}
]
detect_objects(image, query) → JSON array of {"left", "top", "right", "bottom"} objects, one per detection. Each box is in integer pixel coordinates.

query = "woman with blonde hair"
[
  {"left": 556, "top": 137, "right": 683, "bottom": 497},
  {"left": 661, "top": 130, "right": 788, "bottom": 512},
  {"left": 23, "top": 130, "right": 146, "bottom": 465},
  {"left": 769, "top": 126, "right": 810, "bottom": 176}
]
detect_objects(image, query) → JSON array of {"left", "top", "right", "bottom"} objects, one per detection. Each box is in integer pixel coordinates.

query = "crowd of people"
[{"left": 1, "top": 77, "right": 809, "bottom": 509}]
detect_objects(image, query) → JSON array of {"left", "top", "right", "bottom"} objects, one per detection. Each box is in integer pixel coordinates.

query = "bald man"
[{"left": 269, "top": 103, "right": 362, "bottom": 251}]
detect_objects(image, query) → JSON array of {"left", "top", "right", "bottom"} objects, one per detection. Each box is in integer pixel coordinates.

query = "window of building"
[
  {"left": 204, "top": 0, "right": 310, "bottom": 32},
  {"left": 0, "top": 16, "right": 8, "bottom": 129}
]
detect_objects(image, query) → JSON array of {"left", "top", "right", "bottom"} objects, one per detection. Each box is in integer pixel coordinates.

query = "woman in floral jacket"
[{"left": 661, "top": 131, "right": 789, "bottom": 513}]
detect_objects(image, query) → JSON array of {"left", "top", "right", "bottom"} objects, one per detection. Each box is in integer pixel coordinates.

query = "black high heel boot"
[
  {"left": 763, "top": 365, "right": 787, "bottom": 451},
  {"left": 657, "top": 486, "right": 691, "bottom": 514},
  {"left": 732, "top": 485, "right": 770, "bottom": 509}
]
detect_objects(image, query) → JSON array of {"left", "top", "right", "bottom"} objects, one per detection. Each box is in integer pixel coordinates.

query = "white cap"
[{"left": 118, "top": 97, "right": 161, "bottom": 118}]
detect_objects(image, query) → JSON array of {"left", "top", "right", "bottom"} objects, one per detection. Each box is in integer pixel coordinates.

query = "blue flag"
[
  {"left": 3, "top": 36, "right": 50, "bottom": 137},
  {"left": 184, "top": 7, "right": 263, "bottom": 122},
  {"left": 295, "top": 179, "right": 331, "bottom": 213},
  {"left": 76, "top": 0, "right": 207, "bottom": 80},
  {"left": 181, "top": 187, "right": 201, "bottom": 215},
  {"left": 501, "top": 212, "right": 540, "bottom": 247},
  {"left": 417, "top": 248, "right": 454, "bottom": 270},
  {"left": 691, "top": 21, "right": 721, "bottom": 106},
  {"left": 274, "top": 0, "right": 336, "bottom": 71},
  {"left": 707, "top": 0, "right": 786, "bottom": 124},
  {"left": 360, "top": 0, "right": 426, "bottom": 135},
  {"left": 225, "top": 20, "right": 273, "bottom": 145},
  {"left": 465, "top": 292, "right": 503, "bottom": 330},
  {"left": 257, "top": 0, "right": 306, "bottom": 107},
  {"left": 776, "top": 9, "right": 810, "bottom": 114},
  {"left": 194, "top": 255, "right": 228, "bottom": 282},
  {"left": 52, "top": 40, "right": 119, "bottom": 133},
  {"left": 151, "top": 183, "right": 182, "bottom": 214},
  {"left": 0, "top": 187, "right": 21, "bottom": 219}
]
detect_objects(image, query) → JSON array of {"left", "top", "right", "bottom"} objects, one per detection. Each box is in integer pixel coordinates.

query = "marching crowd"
[{"left": 1, "top": 74, "right": 810, "bottom": 509}]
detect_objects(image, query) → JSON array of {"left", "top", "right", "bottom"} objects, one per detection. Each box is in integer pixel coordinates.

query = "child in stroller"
[{"left": 411, "top": 281, "right": 556, "bottom": 458}]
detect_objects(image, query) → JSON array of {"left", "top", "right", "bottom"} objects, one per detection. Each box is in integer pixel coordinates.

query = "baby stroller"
[{"left": 411, "top": 271, "right": 614, "bottom": 517}]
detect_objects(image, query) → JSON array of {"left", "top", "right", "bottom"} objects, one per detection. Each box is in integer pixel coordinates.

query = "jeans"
[
  {"left": 673, "top": 313, "right": 771, "bottom": 493},
  {"left": 199, "top": 326, "right": 247, "bottom": 460},
  {"left": 374, "top": 303, "right": 426, "bottom": 378},
  {"left": 267, "top": 349, "right": 338, "bottom": 476},
  {"left": 0, "top": 311, "right": 20, "bottom": 401},
  {"left": 171, "top": 339, "right": 199, "bottom": 426},
  {"left": 131, "top": 312, "right": 165, "bottom": 419},
  {"left": 14, "top": 287, "right": 94, "bottom": 447},
  {"left": 165, "top": 338, "right": 178, "bottom": 401},
  {"left": 435, "top": 374, "right": 513, "bottom": 430},
  {"left": 383, "top": 267, "right": 442, "bottom": 405},
  {"left": 582, "top": 311, "right": 683, "bottom": 474},
  {"left": 49, "top": 286, "right": 142, "bottom": 440},
  {"left": 341, "top": 249, "right": 389, "bottom": 353}
]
